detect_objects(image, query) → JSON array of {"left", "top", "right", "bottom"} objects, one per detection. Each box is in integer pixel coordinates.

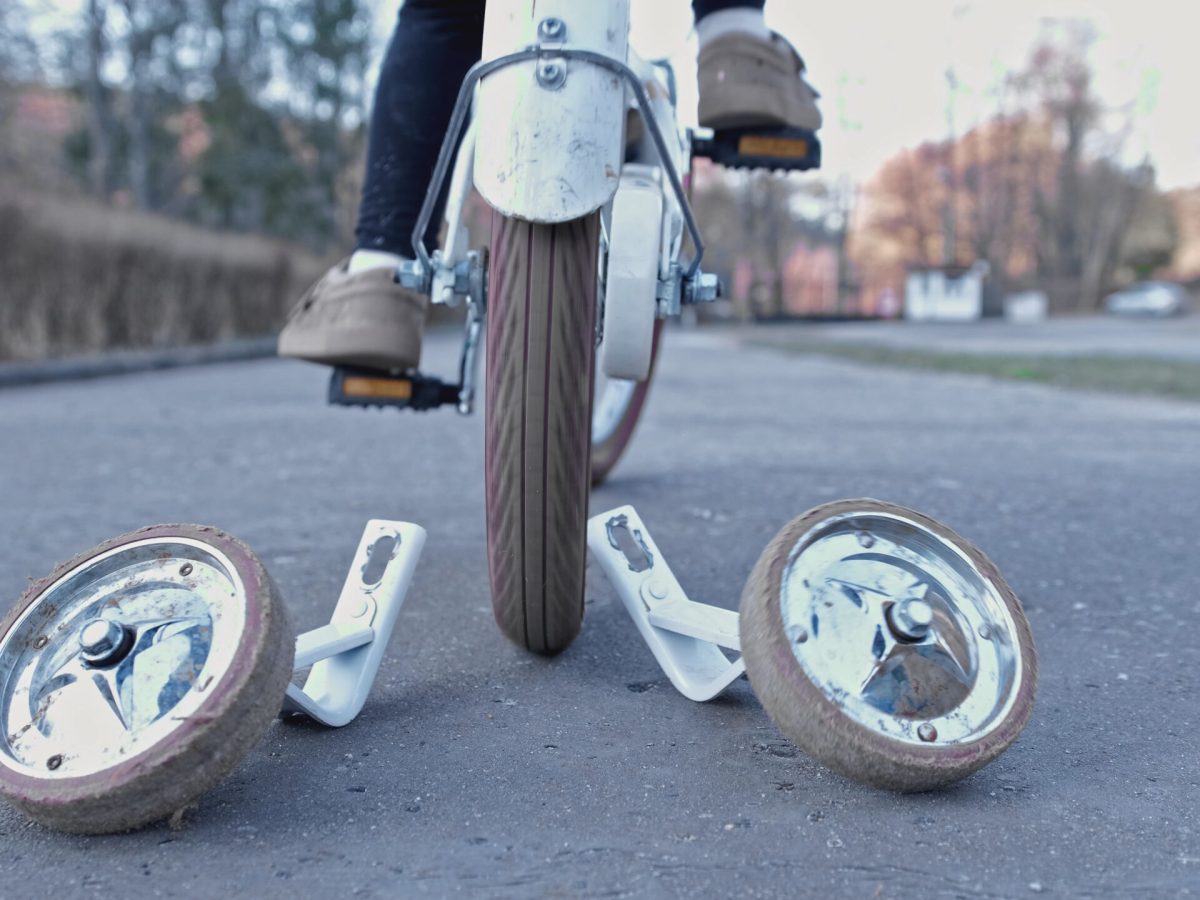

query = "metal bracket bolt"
[
  {"left": 535, "top": 18, "right": 568, "bottom": 90},
  {"left": 536, "top": 60, "right": 566, "bottom": 90},
  {"left": 685, "top": 272, "right": 722, "bottom": 304},
  {"left": 398, "top": 253, "right": 483, "bottom": 304},
  {"left": 659, "top": 268, "right": 721, "bottom": 316},
  {"left": 397, "top": 259, "right": 430, "bottom": 294},
  {"left": 537, "top": 17, "right": 566, "bottom": 41}
]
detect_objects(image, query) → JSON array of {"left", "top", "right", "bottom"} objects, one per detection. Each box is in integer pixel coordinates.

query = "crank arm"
[
  {"left": 587, "top": 505, "right": 744, "bottom": 702},
  {"left": 282, "top": 519, "right": 426, "bottom": 726}
]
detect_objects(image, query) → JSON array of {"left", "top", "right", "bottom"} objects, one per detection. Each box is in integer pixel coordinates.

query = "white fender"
[
  {"left": 475, "top": 0, "right": 629, "bottom": 223},
  {"left": 601, "top": 167, "right": 662, "bottom": 381}
]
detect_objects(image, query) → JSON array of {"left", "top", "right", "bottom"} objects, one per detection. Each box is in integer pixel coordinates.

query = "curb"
[{"left": 0, "top": 337, "right": 280, "bottom": 389}]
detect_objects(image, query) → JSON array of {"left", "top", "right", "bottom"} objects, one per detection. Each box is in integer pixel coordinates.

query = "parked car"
[{"left": 1104, "top": 281, "right": 1192, "bottom": 317}]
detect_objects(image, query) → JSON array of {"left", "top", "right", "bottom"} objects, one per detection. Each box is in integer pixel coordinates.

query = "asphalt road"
[{"left": 0, "top": 327, "right": 1197, "bottom": 898}]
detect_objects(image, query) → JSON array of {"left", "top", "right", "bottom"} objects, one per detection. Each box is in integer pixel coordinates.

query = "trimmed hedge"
[{"left": 0, "top": 186, "right": 327, "bottom": 362}]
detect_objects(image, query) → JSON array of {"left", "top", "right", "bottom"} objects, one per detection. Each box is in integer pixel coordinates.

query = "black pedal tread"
[
  {"left": 693, "top": 126, "right": 821, "bottom": 173},
  {"left": 328, "top": 367, "right": 460, "bottom": 412}
]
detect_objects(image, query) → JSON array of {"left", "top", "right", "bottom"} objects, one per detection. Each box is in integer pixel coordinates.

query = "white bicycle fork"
[{"left": 395, "top": 0, "right": 719, "bottom": 412}]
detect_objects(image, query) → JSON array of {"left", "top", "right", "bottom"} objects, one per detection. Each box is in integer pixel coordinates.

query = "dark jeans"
[{"left": 355, "top": 0, "right": 765, "bottom": 256}]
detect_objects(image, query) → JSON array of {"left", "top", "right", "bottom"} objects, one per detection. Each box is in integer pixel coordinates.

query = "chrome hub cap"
[
  {"left": 887, "top": 596, "right": 934, "bottom": 642},
  {"left": 78, "top": 619, "right": 133, "bottom": 667},
  {"left": 779, "top": 509, "right": 1025, "bottom": 746},
  {"left": 0, "top": 538, "right": 248, "bottom": 779}
]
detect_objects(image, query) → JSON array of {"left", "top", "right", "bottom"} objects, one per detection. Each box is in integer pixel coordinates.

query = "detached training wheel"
[
  {"left": 740, "top": 499, "right": 1037, "bottom": 791},
  {"left": 589, "top": 501, "right": 1038, "bottom": 791},
  {"left": 0, "top": 525, "right": 293, "bottom": 833}
]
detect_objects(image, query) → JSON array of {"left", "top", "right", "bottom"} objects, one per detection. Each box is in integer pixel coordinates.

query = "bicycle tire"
[{"left": 485, "top": 210, "right": 600, "bottom": 655}]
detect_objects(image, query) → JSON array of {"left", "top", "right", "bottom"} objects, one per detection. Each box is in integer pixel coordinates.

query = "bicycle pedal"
[
  {"left": 692, "top": 126, "right": 821, "bottom": 172},
  {"left": 328, "top": 367, "right": 460, "bottom": 412}
]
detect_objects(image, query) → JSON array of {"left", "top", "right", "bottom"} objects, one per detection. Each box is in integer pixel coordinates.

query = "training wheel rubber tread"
[
  {"left": 0, "top": 524, "right": 295, "bottom": 833},
  {"left": 739, "top": 499, "right": 1037, "bottom": 792}
]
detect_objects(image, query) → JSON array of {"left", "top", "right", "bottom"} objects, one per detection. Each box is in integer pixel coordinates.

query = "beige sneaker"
[
  {"left": 698, "top": 32, "right": 822, "bottom": 132},
  {"left": 278, "top": 259, "right": 428, "bottom": 371}
]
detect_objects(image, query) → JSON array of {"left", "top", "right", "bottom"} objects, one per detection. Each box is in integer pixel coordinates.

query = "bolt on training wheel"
[
  {"left": 740, "top": 499, "right": 1037, "bottom": 791},
  {"left": 0, "top": 525, "right": 293, "bottom": 834}
]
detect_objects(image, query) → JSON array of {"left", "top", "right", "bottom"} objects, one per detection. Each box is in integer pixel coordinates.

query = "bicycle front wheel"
[{"left": 485, "top": 210, "right": 600, "bottom": 655}]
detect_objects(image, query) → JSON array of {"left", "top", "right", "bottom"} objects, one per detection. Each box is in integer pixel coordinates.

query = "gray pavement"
[
  {"left": 0, "top": 328, "right": 1197, "bottom": 898},
  {"left": 742, "top": 314, "right": 1200, "bottom": 361}
]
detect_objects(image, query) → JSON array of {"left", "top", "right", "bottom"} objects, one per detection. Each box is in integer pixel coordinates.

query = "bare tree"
[
  {"left": 80, "top": 0, "right": 118, "bottom": 198},
  {"left": 0, "top": 0, "right": 40, "bottom": 174},
  {"left": 1018, "top": 22, "right": 1150, "bottom": 310},
  {"left": 889, "top": 20, "right": 1168, "bottom": 311},
  {"left": 119, "top": 0, "right": 191, "bottom": 210},
  {"left": 280, "top": 0, "right": 373, "bottom": 239}
]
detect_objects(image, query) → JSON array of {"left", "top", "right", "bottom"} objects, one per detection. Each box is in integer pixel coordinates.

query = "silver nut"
[
  {"left": 687, "top": 272, "right": 721, "bottom": 304},
  {"left": 79, "top": 619, "right": 125, "bottom": 657},
  {"left": 396, "top": 260, "right": 430, "bottom": 293},
  {"left": 78, "top": 618, "right": 132, "bottom": 667},
  {"left": 537, "top": 61, "right": 566, "bottom": 89},
  {"left": 538, "top": 17, "right": 566, "bottom": 40},
  {"left": 890, "top": 598, "right": 934, "bottom": 641}
]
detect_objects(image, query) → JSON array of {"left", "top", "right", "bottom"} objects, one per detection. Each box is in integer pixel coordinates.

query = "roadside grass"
[{"left": 749, "top": 337, "right": 1200, "bottom": 402}]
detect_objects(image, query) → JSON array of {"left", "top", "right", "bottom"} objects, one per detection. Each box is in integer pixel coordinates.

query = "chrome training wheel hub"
[
  {"left": 0, "top": 537, "right": 248, "bottom": 780},
  {"left": 779, "top": 508, "right": 1025, "bottom": 746}
]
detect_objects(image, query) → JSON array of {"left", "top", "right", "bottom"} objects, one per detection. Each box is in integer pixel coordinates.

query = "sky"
[
  {"left": 30, "top": 0, "right": 1200, "bottom": 191},
  {"left": 618, "top": 0, "right": 1199, "bottom": 190}
]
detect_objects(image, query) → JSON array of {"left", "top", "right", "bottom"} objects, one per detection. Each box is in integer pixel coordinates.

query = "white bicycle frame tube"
[
  {"left": 474, "top": 0, "right": 629, "bottom": 223},
  {"left": 432, "top": 119, "right": 477, "bottom": 306}
]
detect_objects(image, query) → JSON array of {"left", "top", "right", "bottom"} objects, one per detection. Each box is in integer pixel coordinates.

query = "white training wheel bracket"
[
  {"left": 282, "top": 519, "right": 426, "bottom": 727},
  {"left": 587, "top": 505, "right": 744, "bottom": 701}
]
